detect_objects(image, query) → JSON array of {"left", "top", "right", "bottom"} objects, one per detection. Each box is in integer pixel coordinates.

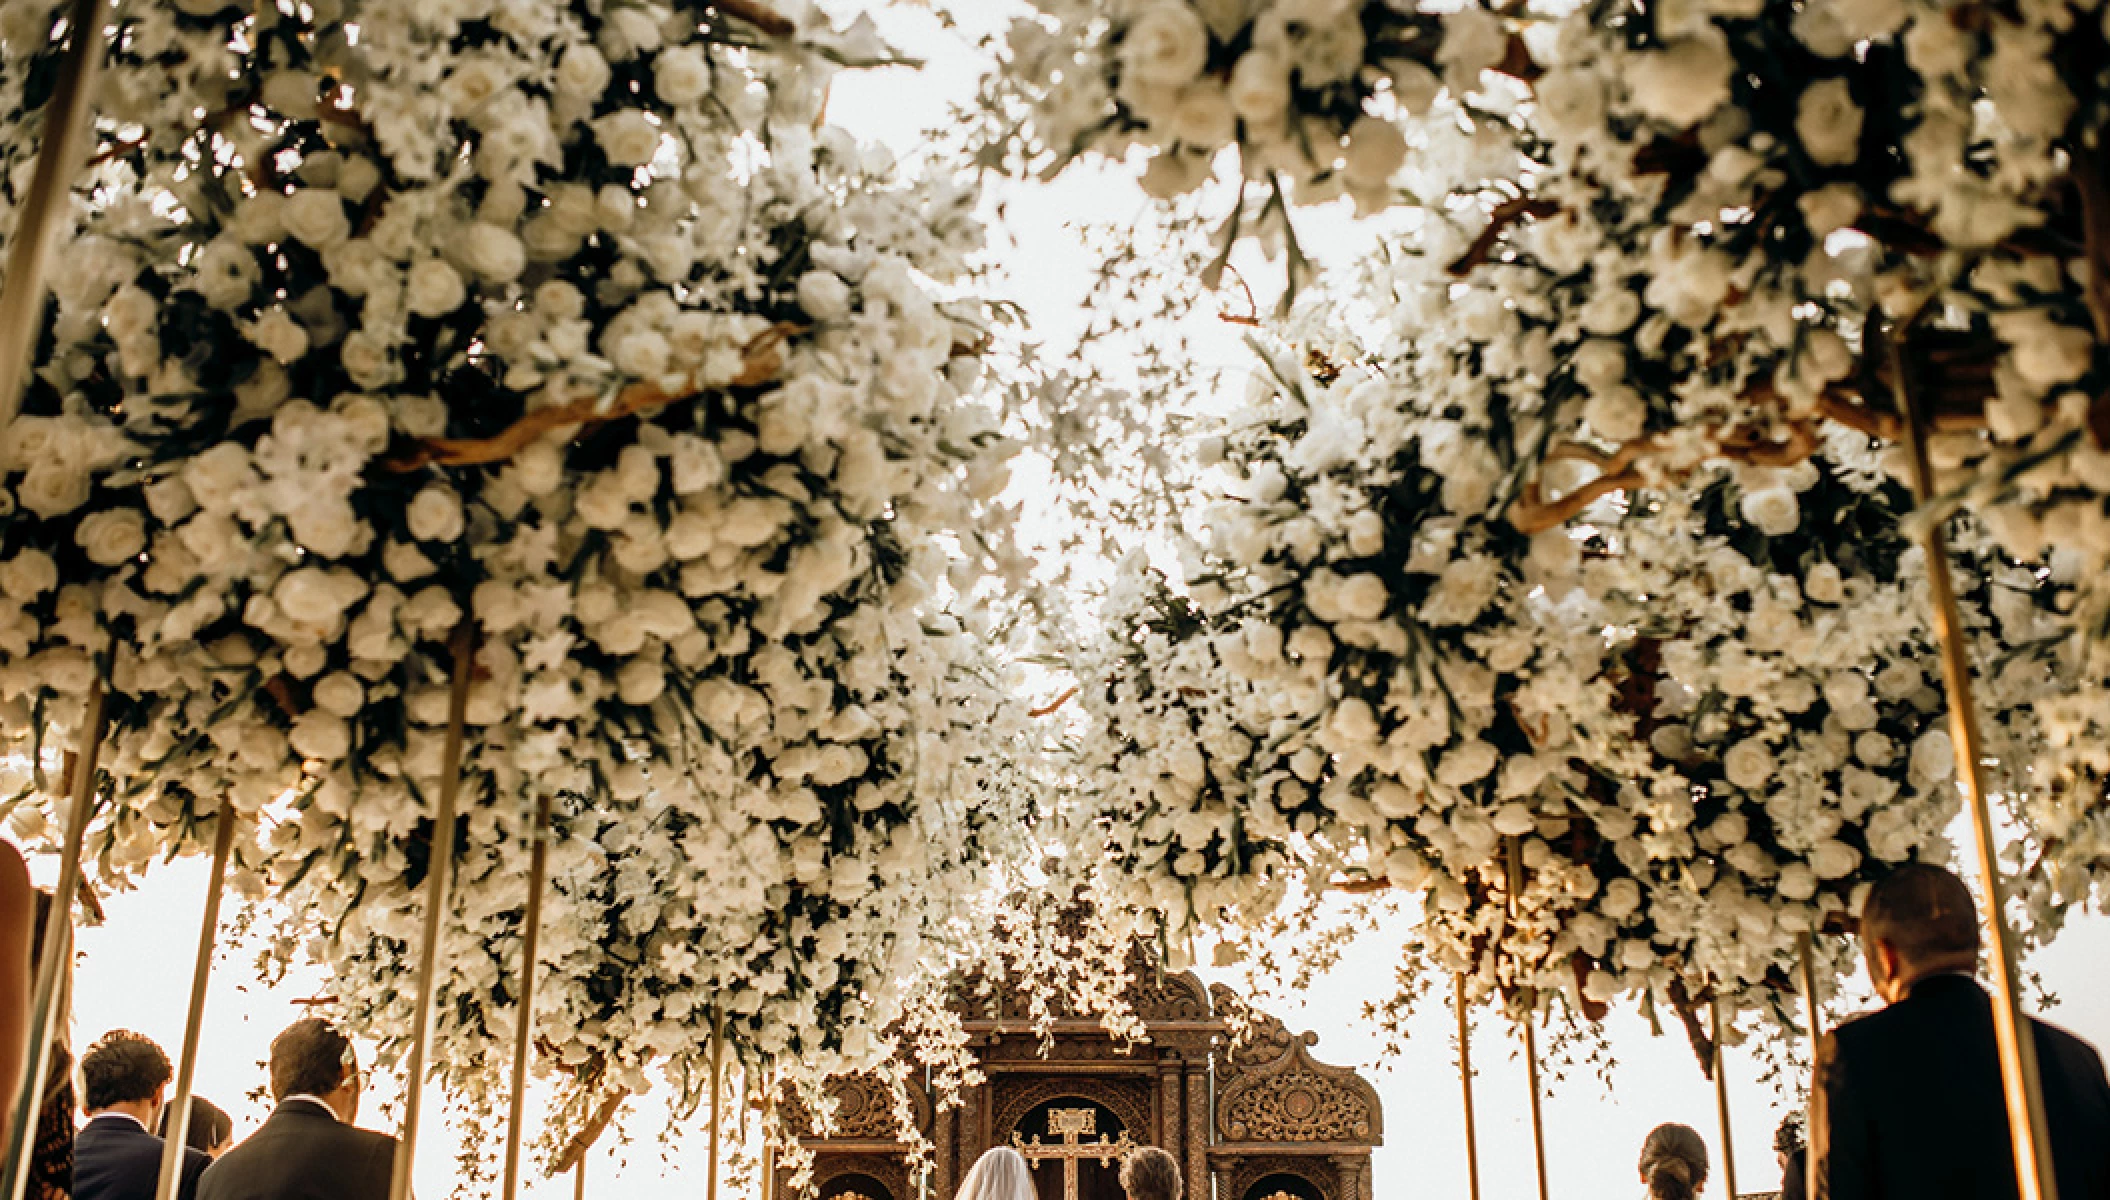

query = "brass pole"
[
  {"left": 1797, "top": 933, "right": 1822, "bottom": 1200},
  {"left": 1889, "top": 330, "right": 2058, "bottom": 1200},
  {"left": 573, "top": 1157, "right": 585, "bottom": 1200},
  {"left": 388, "top": 626, "right": 478, "bottom": 1200},
  {"left": 1710, "top": 994, "right": 1739, "bottom": 1200},
  {"left": 1504, "top": 838, "right": 1550, "bottom": 1200},
  {"left": 154, "top": 811, "right": 237, "bottom": 1200},
  {"left": 707, "top": 1008, "right": 725, "bottom": 1200},
  {"left": 0, "top": 0, "right": 112, "bottom": 430},
  {"left": 1456, "top": 973, "right": 1482, "bottom": 1200},
  {"left": 2, "top": 683, "right": 106, "bottom": 1200},
  {"left": 500, "top": 792, "right": 554, "bottom": 1200}
]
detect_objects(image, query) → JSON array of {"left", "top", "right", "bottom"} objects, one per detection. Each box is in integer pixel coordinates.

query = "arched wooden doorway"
[
  {"left": 1240, "top": 1171, "right": 1328, "bottom": 1200},
  {"left": 817, "top": 1173, "right": 894, "bottom": 1200},
  {"left": 1013, "top": 1098, "right": 1129, "bottom": 1200}
]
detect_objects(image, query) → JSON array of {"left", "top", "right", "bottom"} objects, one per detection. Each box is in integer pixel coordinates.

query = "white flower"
[
  {"left": 1167, "top": 83, "right": 1237, "bottom": 149},
  {"left": 1909, "top": 729, "right": 1955, "bottom": 784},
  {"left": 1138, "top": 151, "right": 1211, "bottom": 199},
  {"left": 0, "top": 551, "right": 57, "bottom": 601},
  {"left": 796, "top": 271, "right": 854, "bottom": 323},
  {"left": 407, "top": 486, "right": 465, "bottom": 543},
  {"left": 405, "top": 259, "right": 467, "bottom": 318},
  {"left": 594, "top": 110, "right": 661, "bottom": 167},
  {"left": 1798, "top": 184, "right": 1863, "bottom": 237},
  {"left": 458, "top": 224, "right": 527, "bottom": 283},
  {"left": 76, "top": 509, "right": 147, "bottom": 566},
  {"left": 289, "top": 711, "right": 351, "bottom": 762},
  {"left": 1583, "top": 388, "right": 1647, "bottom": 443},
  {"left": 1436, "top": 739, "right": 1498, "bottom": 786},
  {"left": 1808, "top": 839, "right": 1862, "bottom": 880},
  {"left": 1120, "top": 4, "right": 1211, "bottom": 89},
  {"left": 1805, "top": 562, "right": 1846, "bottom": 604},
  {"left": 1437, "top": 7, "right": 1508, "bottom": 94},
  {"left": 1342, "top": 116, "right": 1408, "bottom": 188},
  {"left": 1724, "top": 739, "right": 1772, "bottom": 790},
  {"left": 1625, "top": 32, "right": 1733, "bottom": 128},
  {"left": 282, "top": 190, "right": 351, "bottom": 249},
  {"left": 556, "top": 44, "right": 612, "bottom": 98},
  {"left": 654, "top": 45, "right": 711, "bottom": 106},
  {"left": 1738, "top": 487, "right": 1800, "bottom": 537},
  {"left": 1796, "top": 78, "right": 1864, "bottom": 167},
  {"left": 246, "top": 310, "right": 310, "bottom": 365},
  {"left": 1535, "top": 68, "right": 1606, "bottom": 140},
  {"left": 312, "top": 672, "right": 365, "bottom": 718}
]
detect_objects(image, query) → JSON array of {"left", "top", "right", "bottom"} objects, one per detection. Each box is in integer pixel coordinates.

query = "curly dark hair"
[
  {"left": 269, "top": 1018, "right": 355, "bottom": 1102},
  {"left": 81, "top": 1031, "right": 171, "bottom": 1112}
]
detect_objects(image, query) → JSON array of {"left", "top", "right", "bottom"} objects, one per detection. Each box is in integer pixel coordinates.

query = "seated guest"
[
  {"left": 157, "top": 1097, "right": 234, "bottom": 1160},
  {"left": 197, "top": 1019, "right": 399, "bottom": 1200},
  {"left": 1812, "top": 863, "right": 2110, "bottom": 1200},
  {"left": 1119, "top": 1147, "right": 1181, "bottom": 1200},
  {"left": 73, "top": 1030, "right": 209, "bottom": 1200}
]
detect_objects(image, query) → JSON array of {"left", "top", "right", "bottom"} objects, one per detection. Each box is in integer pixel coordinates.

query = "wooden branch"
[
  {"left": 1028, "top": 687, "right": 1079, "bottom": 718},
  {"left": 383, "top": 323, "right": 800, "bottom": 473},
  {"left": 709, "top": 0, "right": 795, "bottom": 36},
  {"left": 1331, "top": 877, "right": 1392, "bottom": 895},
  {"left": 1510, "top": 465, "right": 1646, "bottom": 534},
  {"left": 1449, "top": 196, "right": 1560, "bottom": 277},
  {"left": 551, "top": 1090, "right": 628, "bottom": 1174}
]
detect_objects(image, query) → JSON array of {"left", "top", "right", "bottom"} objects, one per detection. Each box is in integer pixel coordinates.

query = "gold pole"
[
  {"left": 2, "top": 684, "right": 106, "bottom": 1200},
  {"left": 154, "top": 811, "right": 237, "bottom": 1200},
  {"left": 1503, "top": 838, "right": 1550, "bottom": 1200},
  {"left": 1710, "top": 994, "right": 1739, "bottom": 1200},
  {"left": 500, "top": 793, "right": 554, "bottom": 1200},
  {"left": 1889, "top": 330, "right": 2058, "bottom": 1200},
  {"left": 1456, "top": 973, "right": 1481, "bottom": 1200},
  {"left": 573, "top": 1157, "right": 585, "bottom": 1200},
  {"left": 387, "top": 626, "right": 478, "bottom": 1200},
  {"left": 1797, "top": 933, "right": 1822, "bottom": 1200},
  {"left": 0, "top": 0, "right": 112, "bottom": 430},
  {"left": 707, "top": 1008, "right": 725, "bottom": 1200}
]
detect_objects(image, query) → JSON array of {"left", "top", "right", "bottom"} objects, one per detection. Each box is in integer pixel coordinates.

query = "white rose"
[
  {"left": 1582, "top": 387, "right": 1647, "bottom": 443},
  {"left": 1808, "top": 839, "right": 1862, "bottom": 880},
  {"left": 1436, "top": 739, "right": 1498, "bottom": 787},
  {"left": 282, "top": 189, "right": 350, "bottom": 249},
  {"left": 337, "top": 155, "right": 382, "bottom": 204},
  {"left": 1579, "top": 288, "right": 1641, "bottom": 335},
  {"left": 1799, "top": 183, "right": 1863, "bottom": 237},
  {"left": 1138, "top": 150, "right": 1211, "bottom": 199},
  {"left": 594, "top": 110, "right": 662, "bottom": 168},
  {"left": 289, "top": 710, "right": 351, "bottom": 762},
  {"left": 556, "top": 44, "right": 612, "bottom": 98},
  {"left": 405, "top": 259, "right": 467, "bottom": 318},
  {"left": 1909, "top": 729, "right": 1955, "bottom": 783},
  {"left": 245, "top": 309, "right": 310, "bottom": 365},
  {"left": 1723, "top": 739, "right": 1772, "bottom": 790},
  {"left": 1121, "top": 4, "right": 1211, "bottom": 88},
  {"left": 1342, "top": 116, "right": 1408, "bottom": 187},
  {"left": 1804, "top": 561, "right": 1846, "bottom": 604},
  {"left": 1535, "top": 67, "right": 1606, "bottom": 140},
  {"left": 229, "top": 192, "right": 287, "bottom": 245},
  {"left": 1738, "top": 486, "right": 1800, "bottom": 536},
  {"left": 1437, "top": 6, "right": 1508, "bottom": 94},
  {"left": 654, "top": 45, "right": 711, "bottom": 106},
  {"left": 76, "top": 508, "right": 147, "bottom": 566},
  {"left": 312, "top": 672, "right": 366, "bottom": 718},
  {"left": 407, "top": 485, "right": 464, "bottom": 543},
  {"left": 0, "top": 551, "right": 57, "bottom": 600},
  {"left": 1777, "top": 863, "right": 1819, "bottom": 901},
  {"left": 458, "top": 224, "right": 527, "bottom": 283},
  {"left": 796, "top": 271, "right": 854, "bottom": 322},
  {"left": 1334, "top": 573, "right": 1389, "bottom": 621},
  {"left": 194, "top": 240, "right": 261, "bottom": 310},
  {"left": 1626, "top": 32, "right": 1733, "bottom": 128},
  {"left": 1796, "top": 78, "right": 1864, "bottom": 167},
  {"left": 274, "top": 568, "right": 363, "bottom": 628},
  {"left": 1227, "top": 50, "right": 1290, "bottom": 121},
  {"left": 1167, "top": 81, "right": 1237, "bottom": 148}
]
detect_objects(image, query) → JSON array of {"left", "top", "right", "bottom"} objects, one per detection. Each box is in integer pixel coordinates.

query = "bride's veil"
[{"left": 955, "top": 1147, "right": 1036, "bottom": 1200}]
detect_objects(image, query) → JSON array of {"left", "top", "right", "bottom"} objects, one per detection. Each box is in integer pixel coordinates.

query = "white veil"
[{"left": 955, "top": 1146, "right": 1036, "bottom": 1200}]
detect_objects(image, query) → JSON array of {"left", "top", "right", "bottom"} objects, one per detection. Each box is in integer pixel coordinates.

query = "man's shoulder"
[{"left": 2030, "top": 1014, "right": 2110, "bottom": 1080}]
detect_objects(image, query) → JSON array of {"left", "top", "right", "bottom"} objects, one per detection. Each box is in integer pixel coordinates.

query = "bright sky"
[{"left": 39, "top": 7, "right": 2110, "bottom": 1200}]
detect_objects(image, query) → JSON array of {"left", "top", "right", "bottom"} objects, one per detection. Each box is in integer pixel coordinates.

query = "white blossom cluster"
[
  {"left": 0, "top": 0, "right": 1037, "bottom": 1154},
  {"left": 982, "top": 0, "right": 1530, "bottom": 212}
]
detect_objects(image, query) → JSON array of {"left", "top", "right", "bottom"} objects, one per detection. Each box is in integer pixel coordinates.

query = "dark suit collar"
[
  {"left": 1903, "top": 971, "right": 1987, "bottom": 1002},
  {"left": 82, "top": 1112, "right": 155, "bottom": 1135},
  {"left": 270, "top": 1097, "right": 342, "bottom": 1123}
]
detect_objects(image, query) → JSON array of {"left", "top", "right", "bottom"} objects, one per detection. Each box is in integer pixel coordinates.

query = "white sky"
[{"left": 40, "top": 7, "right": 2110, "bottom": 1200}]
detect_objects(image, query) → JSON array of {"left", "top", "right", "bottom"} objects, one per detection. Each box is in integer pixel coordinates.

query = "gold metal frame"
[
  {"left": 388, "top": 627, "right": 478, "bottom": 1200},
  {"left": 707, "top": 1008, "right": 725, "bottom": 1200},
  {"left": 1504, "top": 838, "right": 1551, "bottom": 1200},
  {"left": 1456, "top": 973, "right": 1481, "bottom": 1200},
  {"left": 1710, "top": 994, "right": 1738, "bottom": 1200},
  {"left": 154, "top": 811, "right": 237, "bottom": 1200},
  {"left": 2, "top": 684, "right": 106, "bottom": 1200},
  {"left": 500, "top": 793, "right": 554, "bottom": 1200},
  {"left": 1797, "top": 932, "right": 1823, "bottom": 1200},
  {"left": 0, "top": 0, "right": 112, "bottom": 430},
  {"left": 1889, "top": 331, "right": 2059, "bottom": 1200}
]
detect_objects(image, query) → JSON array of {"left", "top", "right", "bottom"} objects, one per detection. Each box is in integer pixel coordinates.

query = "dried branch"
[
  {"left": 550, "top": 1090, "right": 629, "bottom": 1174},
  {"left": 1448, "top": 195, "right": 1559, "bottom": 277},
  {"left": 709, "top": 0, "right": 795, "bottom": 37},
  {"left": 1028, "top": 687, "right": 1079, "bottom": 718}
]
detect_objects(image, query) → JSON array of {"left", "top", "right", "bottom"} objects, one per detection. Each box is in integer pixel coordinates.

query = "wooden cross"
[{"left": 1011, "top": 1108, "right": 1135, "bottom": 1200}]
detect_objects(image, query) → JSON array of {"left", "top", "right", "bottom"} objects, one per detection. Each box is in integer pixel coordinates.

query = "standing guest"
[
  {"left": 954, "top": 1147, "right": 1033, "bottom": 1200},
  {"left": 157, "top": 1097, "right": 233, "bottom": 1160},
  {"left": 1639, "top": 1123, "right": 1710, "bottom": 1200},
  {"left": 196, "top": 1019, "right": 398, "bottom": 1200},
  {"left": 1120, "top": 1147, "right": 1181, "bottom": 1200},
  {"left": 72, "top": 1031, "right": 208, "bottom": 1200},
  {"left": 1812, "top": 862, "right": 2110, "bottom": 1200},
  {"left": 27, "top": 891, "right": 75, "bottom": 1200}
]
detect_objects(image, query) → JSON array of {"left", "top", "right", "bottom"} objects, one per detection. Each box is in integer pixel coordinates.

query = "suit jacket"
[
  {"left": 1813, "top": 975, "right": 2110, "bottom": 1200},
  {"left": 74, "top": 1114, "right": 210, "bottom": 1200},
  {"left": 196, "top": 1102, "right": 398, "bottom": 1200}
]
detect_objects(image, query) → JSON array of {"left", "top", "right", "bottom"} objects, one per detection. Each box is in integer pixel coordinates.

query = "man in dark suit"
[
  {"left": 1812, "top": 862, "right": 2110, "bottom": 1200},
  {"left": 197, "top": 1019, "right": 399, "bottom": 1200},
  {"left": 74, "top": 1030, "right": 210, "bottom": 1200}
]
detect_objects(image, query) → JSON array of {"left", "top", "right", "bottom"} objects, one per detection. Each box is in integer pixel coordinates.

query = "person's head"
[
  {"left": 269, "top": 1018, "right": 360, "bottom": 1122},
  {"left": 81, "top": 1030, "right": 171, "bottom": 1121},
  {"left": 1860, "top": 862, "right": 1979, "bottom": 1003},
  {"left": 1773, "top": 1112, "right": 1805, "bottom": 1166},
  {"left": 955, "top": 1146, "right": 1033, "bottom": 1200},
  {"left": 1639, "top": 1122, "right": 1709, "bottom": 1200},
  {"left": 1119, "top": 1146, "right": 1182, "bottom": 1200},
  {"left": 158, "top": 1094, "right": 234, "bottom": 1157}
]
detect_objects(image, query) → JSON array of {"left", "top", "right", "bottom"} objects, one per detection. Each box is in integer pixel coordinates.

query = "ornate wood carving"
[
  {"left": 1223, "top": 1155, "right": 1336, "bottom": 1200},
  {"left": 1209, "top": 992, "right": 1382, "bottom": 1148},
  {"left": 810, "top": 1154, "right": 911, "bottom": 1200},
  {"left": 994, "top": 1077, "right": 1154, "bottom": 1147},
  {"left": 785, "top": 1073, "right": 929, "bottom": 1143}
]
